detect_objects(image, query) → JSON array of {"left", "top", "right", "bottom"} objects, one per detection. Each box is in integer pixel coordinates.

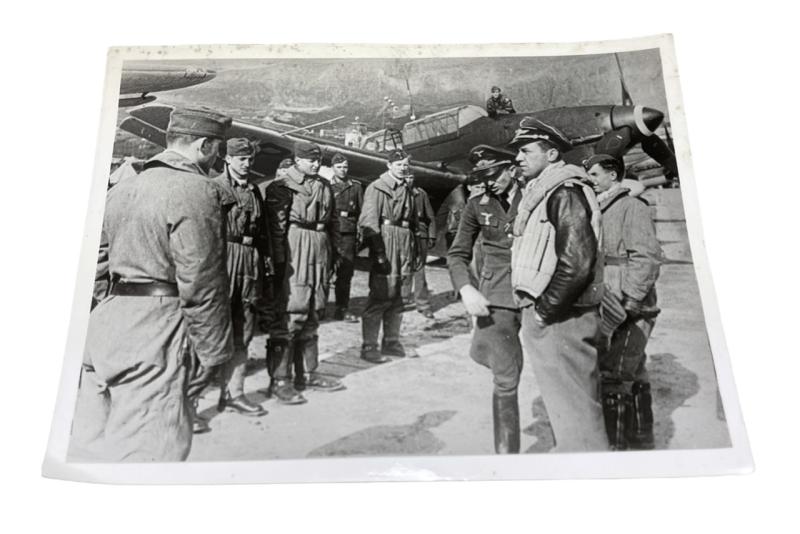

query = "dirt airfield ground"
[{"left": 189, "top": 188, "right": 731, "bottom": 460}]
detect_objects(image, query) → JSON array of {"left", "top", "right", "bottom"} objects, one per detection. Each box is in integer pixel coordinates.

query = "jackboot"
[
  {"left": 492, "top": 392, "right": 520, "bottom": 454},
  {"left": 626, "top": 381, "right": 655, "bottom": 449},
  {"left": 265, "top": 339, "right": 306, "bottom": 405},
  {"left": 602, "top": 390, "right": 629, "bottom": 451},
  {"left": 361, "top": 345, "right": 390, "bottom": 364}
]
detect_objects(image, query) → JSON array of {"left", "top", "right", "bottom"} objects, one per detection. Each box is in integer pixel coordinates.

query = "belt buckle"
[
  {"left": 340, "top": 211, "right": 349, "bottom": 217},
  {"left": 315, "top": 223, "right": 325, "bottom": 231},
  {"left": 241, "top": 236, "right": 254, "bottom": 246},
  {"left": 401, "top": 221, "right": 409, "bottom": 228}
]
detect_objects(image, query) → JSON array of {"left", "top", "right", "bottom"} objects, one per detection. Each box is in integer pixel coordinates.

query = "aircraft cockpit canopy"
[{"left": 402, "top": 105, "right": 487, "bottom": 147}]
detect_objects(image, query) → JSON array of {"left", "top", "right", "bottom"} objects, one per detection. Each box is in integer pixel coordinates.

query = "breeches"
[{"left": 470, "top": 307, "right": 523, "bottom": 395}]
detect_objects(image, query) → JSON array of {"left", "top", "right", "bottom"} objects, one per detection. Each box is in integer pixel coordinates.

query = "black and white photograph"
[{"left": 42, "top": 36, "right": 751, "bottom": 483}]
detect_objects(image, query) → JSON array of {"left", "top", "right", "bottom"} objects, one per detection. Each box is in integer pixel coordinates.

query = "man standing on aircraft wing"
[
  {"left": 510, "top": 117, "right": 609, "bottom": 452},
  {"left": 264, "top": 141, "right": 344, "bottom": 405},
  {"left": 72, "top": 108, "right": 234, "bottom": 461},
  {"left": 212, "top": 138, "right": 272, "bottom": 418},
  {"left": 486, "top": 86, "right": 516, "bottom": 118},
  {"left": 329, "top": 153, "right": 363, "bottom": 322},
  {"left": 583, "top": 154, "right": 662, "bottom": 450},
  {"left": 447, "top": 147, "right": 524, "bottom": 453},
  {"left": 359, "top": 149, "right": 419, "bottom": 363}
]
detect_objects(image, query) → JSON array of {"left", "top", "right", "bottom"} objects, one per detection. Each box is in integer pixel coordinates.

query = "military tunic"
[
  {"left": 71, "top": 150, "right": 233, "bottom": 462},
  {"left": 358, "top": 172, "right": 417, "bottom": 349},
  {"left": 447, "top": 184, "right": 523, "bottom": 394},
  {"left": 265, "top": 165, "right": 339, "bottom": 345},
  {"left": 598, "top": 186, "right": 662, "bottom": 381},
  {"left": 330, "top": 176, "right": 363, "bottom": 311},
  {"left": 212, "top": 168, "right": 271, "bottom": 397}
]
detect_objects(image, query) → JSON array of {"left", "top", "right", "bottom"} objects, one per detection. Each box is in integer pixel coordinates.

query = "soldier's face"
[
  {"left": 388, "top": 158, "right": 410, "bottom": 179},
  {"left": 586, "top": 164, "right": 618, "bottom": 193},
  {"left": 492, "top": 89, "right": 501, "bottom": 99},
  {"left": 295, "top": 156, "right": 320, "bottom": 176},
  {"left": 225, "top": 154, "right": 253, "bottom": 178},
  {"left": 516, "top": 142, "right": 554, "bottom": 179},
  {"left": 332, "top": 161, "right": 349, "bottom": 179},
  {"left": 489, "top": 167, "right": 514, "bottom": 195}
]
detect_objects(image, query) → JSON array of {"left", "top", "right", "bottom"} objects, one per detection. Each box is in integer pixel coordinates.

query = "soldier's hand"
[
  {"left": 372, "top": 254, "right": 392, "bottom": 275},
  {"left": 622, "top": 295, "right": 644, "bottom": 319},
  {"left": 459, "top": 285, "right": 491, "bottom": 317},
  {"left": 427, "top": 237, "right": 437, "bottom": 248}
]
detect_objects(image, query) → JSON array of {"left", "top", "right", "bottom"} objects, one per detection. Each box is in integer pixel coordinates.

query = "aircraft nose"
[{"left": 640, "top": 107, "right": 664, "bottom": 136}]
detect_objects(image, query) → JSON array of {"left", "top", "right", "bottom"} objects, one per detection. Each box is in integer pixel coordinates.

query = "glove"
[
  {"left": 622, "top": 295, "right": 644, "bottom": 320},
  {"left": 372, "top": 254, "right": 392, "bottom": 275}
]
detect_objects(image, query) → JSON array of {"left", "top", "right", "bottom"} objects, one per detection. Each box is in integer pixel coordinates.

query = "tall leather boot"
[
  {"left": 602, "top": 390, "right": 629, "bottom": 451},
  {"left": 626, "top": 381, "right": 655, "bottom": 449},
  {"left": 266, "top": 339, "right": 306, "bottom": 405},
  {"left": 492, "top": 392, "right": 520, "bottom": 454}
]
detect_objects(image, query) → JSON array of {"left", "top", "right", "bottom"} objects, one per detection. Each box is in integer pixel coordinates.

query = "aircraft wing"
[{"left": 119, "top": 104, "right": 466, "bottom": 210}]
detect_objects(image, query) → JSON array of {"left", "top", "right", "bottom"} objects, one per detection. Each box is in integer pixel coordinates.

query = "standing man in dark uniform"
[
  {"left": 447, "top": 153, "right": 523, "bottom": 453},
  {"left": 584, "top": 154, "right": 662, "bottom": 450},
  {"left": 405, "top": 175, "right": 436, "bottom": 319},
  {"left": 264, "top": 141, "right": 344, "bottom": 405},
  {"left": 329, "top": 153, "right": 363, "bottom": 322},
  {"left": 358, "top": 149, "right": 418, "bottom": 363},
  {"left": 212, "top": 138, "right": 271, "bottom": 417},
  {"left": 486, "top": 86, "right": 516, "bottom": 118},
  {"left": 72, "top": 108, "right": 234, "bottom": 461}
]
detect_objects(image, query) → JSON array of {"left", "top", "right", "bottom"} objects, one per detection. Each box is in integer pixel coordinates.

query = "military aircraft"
[
  {"left": 119, "top": 55, "right": 677, "bottom": 250},
  {"left": 118, "top": 63, "right": 216, "bottom": 107}
]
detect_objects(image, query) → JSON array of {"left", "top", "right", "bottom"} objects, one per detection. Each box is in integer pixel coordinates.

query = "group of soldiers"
[{"left": 72, "top": 104, "right": 662, "bottom": 462}]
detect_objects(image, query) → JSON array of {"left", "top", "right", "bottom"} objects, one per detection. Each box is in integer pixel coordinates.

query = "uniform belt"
[
  {"left": 381, "top": 218, "right": 411, "bottom": 228},
  {"left": 290, "top": 221, "right": 326, "bottom": 231},
  {"left": 228, "top": 235, "right": 256, "bottom": 246},
  {"left": 605, "top": 256, "right": 628, "bottom": 266},
  {"left": 339, "top": 210, "right": 355, "bottom": 218},
  {"left": 110, "top": 280, "right": 179, "bottom": 297}
]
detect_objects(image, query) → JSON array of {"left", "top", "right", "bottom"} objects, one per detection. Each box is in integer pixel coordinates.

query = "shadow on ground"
[{"left": 307, "top": 410, "right": 457, "bottom": 457}]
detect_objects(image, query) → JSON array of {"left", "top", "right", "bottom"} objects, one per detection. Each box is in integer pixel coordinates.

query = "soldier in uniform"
[
  {"left": 72, "top": 108, "right": 234, "bottom": 461},
  {"left": 358, "top": 149, "right": 418, "bottom": 363},
  {"left": 405, "top": 175, "right": 436, "bottom": 319},
  {"left": 486, "top": 86, "right": 516, "bottom": 118},
  {"left": 510, "top": 117, "right": 608, "bottom": 452},
  {"left": 583, "top": 154, "right": 662, "bottom": 450},
  {"left": 212, "top": 138, "right": 272, "bottom": 417},
  {"left": 447, "top": 152, "right": 524, "bottom": 453},
  {"left": 264, "top": 141, "right": 344, "bottom": 405},
  {"left": 329, "top": 153, "right": 363, "bottom": 322}
]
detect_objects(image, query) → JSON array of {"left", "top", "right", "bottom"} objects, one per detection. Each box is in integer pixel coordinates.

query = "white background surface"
[{"left": 1, "top": 0, "right": 796, "bottom": 531}]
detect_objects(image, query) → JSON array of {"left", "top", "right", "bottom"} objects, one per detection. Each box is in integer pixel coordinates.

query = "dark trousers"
[
  {"left": 334, "top": 234, "right": 357, "bottom": 310},
  {"left": 362, "top": 294, "right": 404, "bottom": 348},
  {"left": 470, "top": 307, "right": 523, "bottom": 395}
]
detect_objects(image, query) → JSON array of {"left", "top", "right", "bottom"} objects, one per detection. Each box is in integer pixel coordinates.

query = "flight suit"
[
  {"left": 71, "top": 150, "right": 233, "bottom": 462},
  {"left": 405, "top": 186, "right": 436, "bottom": 314},
  {"left": 447, "top": 184, "right": 523, "bottom": 453},
  {"left": 598, "top": 186, "right": 662, "bottom": 449},
  {"left": 485, "top": 95, "right": 516, "bottom": 118},
  {"left": 359, "top": 172, "right": 418, "bottom": 356},
  {"left": 265, "top": 165, "right": 339, "bottom": 381},
  {"left": 330, "top": 176, "right": 363, "bottom": 314},
  {"left": 212, "top": 169, "right": 271, "bottom": 400}
]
